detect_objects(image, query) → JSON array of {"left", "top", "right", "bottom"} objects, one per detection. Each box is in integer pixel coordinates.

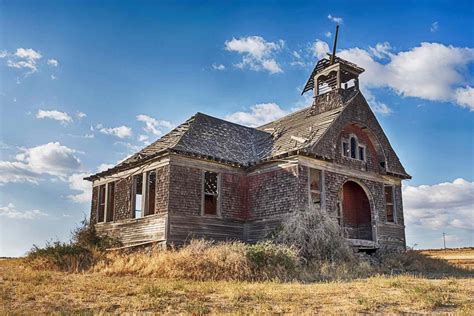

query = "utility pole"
[{"left": 443, "top": 232, "right": 446, "bottom": 249}]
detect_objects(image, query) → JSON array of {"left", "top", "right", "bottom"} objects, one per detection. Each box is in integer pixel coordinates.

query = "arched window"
[{"left": 350, "top": 136, "right": 357, "bottom": 159}]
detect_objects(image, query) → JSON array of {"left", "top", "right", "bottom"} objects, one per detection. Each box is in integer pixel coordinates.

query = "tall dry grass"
[{"left": 94, "top": 240, "right": 300, "bottom": 281}]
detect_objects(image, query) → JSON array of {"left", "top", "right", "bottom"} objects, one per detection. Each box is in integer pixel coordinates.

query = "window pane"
[
  {"left": 311, "top": 192, "right": 321, "bottom": 205},
  {"left": 350, "top": 137, "right": 357, "bottom": 158},
  {"left": 106, "top": 182, "right": 115, "bottom": 222},
  {"left": 98, "top": 185, "right": 106, "bottom": 222},
  {"left": 147, "top": 171, "right": 156, "bottom": 215},
  {"left": 204, "top": 171, "right": 218, "bottom": 194},
  {"left": 342, "top": 142, "right": 349, "bottom": 157},
  {"left": 310, "top": 169, "right": 321, "bottom": 191},
  {"left": 134, "top": 175, "right": 143, "bottom": 218},
  {"left": 204, "top": 194, "right": 217, "bottom": 215},
  {"left": 386, "top": 205, "right": 394, "bottom": 222},
  {"left": 384, "top": 186, "right": 394, "bottom": 204},
  {"left": 358, "top": 146, "right": 365, "bottom": 161}
]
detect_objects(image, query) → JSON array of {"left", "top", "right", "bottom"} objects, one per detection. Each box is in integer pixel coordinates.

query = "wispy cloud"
[
  {"left": 136, "top": 114, "right": 173, "bottom": 137},
  {"left": 225, "top": 103, "right": 289, "bottom": 127},
  {"left": 6, "top": 48, "right": 42, "bottom": 75},
  {"left": 36, "top": 109, "right": 73, "bottom": 124},
  {"left": 225, "top": 36, "right": 284, "bottom": 74},
  {"left": 47, "top": 58, "right": 59, "bottom": 67},
  {"left": 212, "top": 63, "right": 226, "bottom": 71},
  {"left": 327, "top": 14, "right": 343, "bottom": 24},
  {"left": 430, "top": 21, "right": 439, "bottom": 32},
  {"left": 0, "top": 203, "right": 48, "bottom": 220},
  {"left": 99, "top": 125, "right": 132, "bottom": 138}
]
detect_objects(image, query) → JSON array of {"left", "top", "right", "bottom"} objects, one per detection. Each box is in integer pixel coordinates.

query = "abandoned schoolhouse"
[{"left": 85, "top": 30, "right": 411, "bottom": 251}]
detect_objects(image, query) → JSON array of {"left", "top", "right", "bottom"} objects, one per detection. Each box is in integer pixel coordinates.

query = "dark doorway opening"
[{"left": 341, "top": 181, "right": 373, "bottom": 241}]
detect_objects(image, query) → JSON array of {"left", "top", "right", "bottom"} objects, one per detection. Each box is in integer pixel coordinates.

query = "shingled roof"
[{"left": 86, "top": 88, "right": 409, "bottom": 181}]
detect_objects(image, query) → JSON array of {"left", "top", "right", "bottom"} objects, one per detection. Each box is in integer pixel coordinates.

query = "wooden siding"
[{"left": 95, "top": 213, "right": 167, "bottom": 246}]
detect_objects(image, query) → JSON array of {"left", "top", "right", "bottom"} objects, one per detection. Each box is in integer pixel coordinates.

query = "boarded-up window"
[
  {"left": 133, "top": 174, "right": 143, "bottom": 218},
  {"left": 385, "top": 185, "right": 395, "bottom": 223},
  {"left": 203, "top": 171, "right": 219, "bottom": 215},
  {"left": 309, "top": 169, "right": 322, "bottom": 206},
  {"left": 106, "top": 182, "right": 115, "bottom": 222},
  {"left": 97, "top": 184, "right": 106, "bottom": 222},
  {"left": 145, "top": 171, "right": 156, "bottom": 216}
]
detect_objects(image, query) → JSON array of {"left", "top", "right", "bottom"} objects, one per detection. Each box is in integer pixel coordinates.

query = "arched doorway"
[{"left": 340, "top": 181, "right": 373, "bottom": 241}]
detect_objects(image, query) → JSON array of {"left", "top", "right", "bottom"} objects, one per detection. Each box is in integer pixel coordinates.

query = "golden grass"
[
  {"left": 420, "top": 248, "right": 474, "bottom": 270},
  {"left": 1, "top": 258, "right": 473, "bottom": 314}
]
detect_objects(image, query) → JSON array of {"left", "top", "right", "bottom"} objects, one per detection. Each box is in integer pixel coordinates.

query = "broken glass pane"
[{"left": 204, "top": 171, "right": 218, "bottom": 194}]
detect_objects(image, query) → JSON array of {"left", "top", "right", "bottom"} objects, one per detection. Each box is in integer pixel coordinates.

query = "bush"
[
  {"left": 27, "top": 220, "right": 121, "bottom": 272},
  {"left": 274, "top": 204, "right": 355, "bottom": 263}
]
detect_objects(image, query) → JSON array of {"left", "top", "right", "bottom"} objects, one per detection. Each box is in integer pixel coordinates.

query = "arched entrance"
[{"left": 340, "top": 181, "right": 373, "bottom": 241}]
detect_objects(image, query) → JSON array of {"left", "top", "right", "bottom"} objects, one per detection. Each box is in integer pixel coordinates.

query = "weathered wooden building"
[{"left": 85, "top": 45, "right": 410, "bottom": 251}]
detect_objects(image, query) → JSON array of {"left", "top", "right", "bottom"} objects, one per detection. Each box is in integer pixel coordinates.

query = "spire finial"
[{"left": 329, "top": 24, "right": 339, "bottom": 65}]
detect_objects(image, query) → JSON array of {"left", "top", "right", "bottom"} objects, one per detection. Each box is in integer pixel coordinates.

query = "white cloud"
[
  {"left": 14, "top": 142, "right": 81, "bottom": 179},
  {"left": 430, "top": 21, "right": 439, "bottom": 33},
  {"left": 454, "top": 86, "right": 474, "bottom": 111},
  {"left": 325, "top": 31, "right": 332, "bottom": 38},
  {"left": 97, "top": 163, "right": 115, "bottom": 172},
  {"left": 7, "top": 48, "right": 42, "bottom": 75},
  {"left": 67, "top": 172, "right": 91, "bottom": 203},
  {"left": 100, "top": 125, "right": 132, "bottom": 138},
  {"left": 47, "top": 59, "right": 59, "bottom": 67},
  {"left": 225, "top": 103, "right": 289, "bottom": 127},
  {"left": 327, "top": 14, "right": 343, "bottom": 24},
  {"left": 76, "top": 111, "right": 87, "bottom": 119},
  {"left": 138, "top": 134, "right": 149, "bottom": 142},
  {"left": 50, "top": 75, "right": 57, "bottom": 80},
  {"left": 0, "top": 161, "right": 41, "bottom": 185},
  {"left": 136, "top": 114, "right": 172, "bottom": 137},
  {"left": 334, "top": 41, "right": 474, "bottom": 109},
  {"left": 311, "top": 40, "right": 330, "bottom": 59},
  {"left": 36, "top": 109, "right": 73, "bottom": 124},
  {"left": 403, "top": 178, "right": 474, "bottom": 231},
  {"left": 225, "top": 36, "right": 284, "bottom": 74},
  {"left": 212, "top": 63, "right": 226, "bottom": 70},
  {"left": 0, "top": 203, "right": 47, "bottom": 220}
]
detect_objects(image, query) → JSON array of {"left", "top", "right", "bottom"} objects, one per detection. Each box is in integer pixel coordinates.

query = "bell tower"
[{"left": 301, "top": 25, "right": 365, "bottom": 107}]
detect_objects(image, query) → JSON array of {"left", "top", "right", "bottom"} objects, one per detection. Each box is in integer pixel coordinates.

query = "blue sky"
[{"left": 1, "top": 0, "right": 473, "bottom": 256}]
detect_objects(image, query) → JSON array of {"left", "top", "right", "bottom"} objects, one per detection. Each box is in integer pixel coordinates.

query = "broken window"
[
  {"left": 106, "top": 182, "right": 115, "bottom": 222},
  {"left": 350, "top": 136, "right": 357, "bottom": 159},
  {"left": 203, "top": 171, "right": 219, "bottom": 215},
  {"left": 384, "top": 185, "right": 395, "bottom": 223},
  {"left": 133, "top": 174, "right": 143, "bottom": 218},
  {"left": 358, "top": 146, "right": 365, "bottom": 161},
  {"left": 97, "top": 184, "right": 106, "bottom": 222},
  {"left": 342, "top": 141, "right": 349, "bottom": 157},
  {"left": 309, "top": 169, "right": 322, "bottom": 206},
  {"left": 145, "top": 170, "right": 156, "bottom": 216}
]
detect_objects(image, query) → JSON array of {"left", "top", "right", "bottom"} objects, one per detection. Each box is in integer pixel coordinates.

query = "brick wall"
[
  {"left": 221, "top": 172, "right": 249, "bottom": 219},
  {"left": 90, "top": 186, "right": 98, "bottom": 224}
]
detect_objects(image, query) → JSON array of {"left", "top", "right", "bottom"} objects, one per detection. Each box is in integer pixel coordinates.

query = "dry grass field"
[
  {"left": 1, "top": 255, "right": 473, "bottom": 314},
  {"left": 420, "top": 248, "right": 474, "bottom": 270}
]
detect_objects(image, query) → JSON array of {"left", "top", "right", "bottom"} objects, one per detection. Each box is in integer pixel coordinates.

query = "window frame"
[
  {"left": 201, "top": 170, "right": 221, "bottom": 217},
  {"left": 384, "top": 185, "right": 396, "bottom": 224},
  {"left": 308, "top": 168, "right": 324, "bottom": 209},
  {"left": 97, "top": 184, "right": 106, "bottom": 223},
  {"left": 131, "top": 173, "right": 146, "bottom": 219},
  {"left": 105, "top": 181, "right": 115, "bottom": 222},
  {"left": 144, "top": 170, "right": 157, "bottom": 217},
  {"left": 342, "top": 134, "right": 366, "bottom": 162}
]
